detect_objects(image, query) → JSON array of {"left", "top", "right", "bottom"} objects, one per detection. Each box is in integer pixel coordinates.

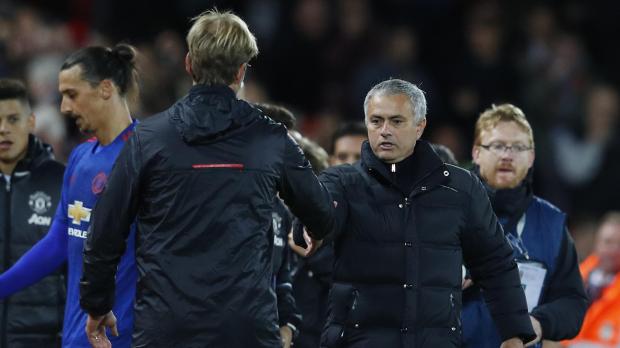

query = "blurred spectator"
[
  {"left": 448, "top": 1, "right": 518, "bottom": 147},
  {"left": 547, "top": 83, "right": 620, "bottom": 217},
  {"left": 430, "top": 143, "right": 458, "bottom": 165},
  {"left": 427, "top": 123, "right": 468, "bottom": 164},
  {"left": 288, "top": 133, "right": 332, "bottom": 348},
  {"left": 329, "top": 122, "right": 366, "bottom": 166},
  {"left": 257, "top": 103, "right": 310, "bottom": 348},
  {"left": 0, "top": 1, "right": 617, "bottom": 277},
  {"left": 26, "top": 55, "right": 67, "bottom": 158},
  {"left": 255, "top": 102, "right": 297, "bottom": 130},
  {"left": 265, "top": 0, "right": 332, "bottom": 115},
  {"left": 565, "top": 212, "right": 620, "bottom": 347}
]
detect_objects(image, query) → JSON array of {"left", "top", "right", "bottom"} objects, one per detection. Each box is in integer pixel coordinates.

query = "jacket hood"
[
  {"left": 169, "top": 84, "right": 260, "bottom": 145},
  {"left": 13, "top": 135, "right": 56, "bottom": 173}
]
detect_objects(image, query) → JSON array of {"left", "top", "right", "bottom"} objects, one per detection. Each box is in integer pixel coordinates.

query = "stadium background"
[{"left": 1, "top": 0, "right": 619, "bottom": 260}]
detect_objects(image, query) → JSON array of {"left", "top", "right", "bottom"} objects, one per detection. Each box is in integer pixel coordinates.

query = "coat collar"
[{"left": 360, "top": 140, "right": 449, "bottom": 195}]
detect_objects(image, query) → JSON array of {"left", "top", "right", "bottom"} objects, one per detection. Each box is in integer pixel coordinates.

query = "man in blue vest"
[{"left": 462, "top": 103, "right": 588, "bottom": 347}]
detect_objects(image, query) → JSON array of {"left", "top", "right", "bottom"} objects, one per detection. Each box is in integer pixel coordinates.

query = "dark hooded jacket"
[
  {"left": 0, "top": 135, "right": 65, "bottom": 348},
  {"left": 79, "top": 84, "right": 334, "bottom": 348}
]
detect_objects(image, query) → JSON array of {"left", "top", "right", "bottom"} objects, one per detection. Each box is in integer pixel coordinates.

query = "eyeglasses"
[{"left": 479, "top": 142, "right": 532, "bottom": 155}]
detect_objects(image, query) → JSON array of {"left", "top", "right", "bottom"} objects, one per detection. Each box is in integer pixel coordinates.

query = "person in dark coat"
[
  {"left": 79, "top": 9, "right": 335, "bottom": 348},
  {"left": 297, "top": 79, "right": 536, "bottom": 348},
  {"left": 462, "top": 104, "right": 587, "bottom": 348},
  {"left": 291, "top": 122, "right": 367, "bottom": 348},
  {"left": 0, "top": 79, "right": 65, "bottom": 348},
  {"left": 257, "top": 103, "right": 304, "bottom": 347}
]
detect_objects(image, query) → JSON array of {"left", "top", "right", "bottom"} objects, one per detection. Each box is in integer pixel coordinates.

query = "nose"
[
  {"left": 498, "top": 150, "right": 514, "bottom": 160},
  {"left": 380, "top": 122, "right": 392, "bottom": 137},
  {"left": 60, "top": 96, "right": 71, "bottom": 115},
  {"left": 0, "top": 119, "right": 8, "bottom": 134}
]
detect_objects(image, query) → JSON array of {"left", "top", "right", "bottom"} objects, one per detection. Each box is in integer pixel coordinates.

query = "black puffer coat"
[{"left": 317, "top": 140, "right": 535, "bottom": 347}]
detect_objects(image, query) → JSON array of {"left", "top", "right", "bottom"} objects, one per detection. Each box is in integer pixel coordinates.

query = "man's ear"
[
  {"left": 27, "top": 113, "right": 35, "bottom": 133},
  {"left": 527, "top": 149, "right": 535, "bottom": 170},
  {"left": 416, "top": 118, "right": 427, "bottom": 140},
  {"left": 99, "top": 79, "right": 113, "bottom": 100},
  {"left": 234, "top": 63, "right": 248, "bottom": 86},
  {"left": 185, "top": 53, "right": 195, "bottom": 81},
  {"left": 472, "top": 145, "right": 480, "bottom": 163}
]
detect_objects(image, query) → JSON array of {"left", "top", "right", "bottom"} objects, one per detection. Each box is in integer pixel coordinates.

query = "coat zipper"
[{"left": 2, "top": 176, "right": 12, "bottom": 348}]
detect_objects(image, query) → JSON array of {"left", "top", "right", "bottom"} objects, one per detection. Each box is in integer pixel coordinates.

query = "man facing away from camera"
[{"left": 79, "top": 10, "right": 334, "bottom": 348}]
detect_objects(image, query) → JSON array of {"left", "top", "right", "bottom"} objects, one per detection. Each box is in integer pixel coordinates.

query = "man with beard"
[
  {"left": 0, "top": 44, "right": 139, "bottom": 347},
  {"left": 462, "top": 103, "right": 588, "bottom": 348}
]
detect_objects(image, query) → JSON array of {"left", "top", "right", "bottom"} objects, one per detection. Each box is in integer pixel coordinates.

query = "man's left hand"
[
  {"left": 526, "top": 316, "right": 543, "bottom": 346},
  {"left": 85, "top": 311, "right": 118, "bottom": 348},
  {"left": 279, "top": 325, "right": 293, "bottom": 348},
  {"left": 302, "top": 228, "right": 323, "bottom": 257},
  {"left": 500, "top": 337, "right": 524, "bottom": 348}
]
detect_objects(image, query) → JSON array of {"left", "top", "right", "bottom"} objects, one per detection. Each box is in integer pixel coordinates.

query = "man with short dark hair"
[
  {"left": 329, "top": 122, "right": 366, "bottom": 166},
  {"left": 256, "top": 103, "right": 297, "bottom": 130},
  {"left": 0, "top": 78, "right": 65, "bottom": 348},
  {"left": 290, "top": 122, "right": 366, "bottom": 348},
  {"left": 257, "top": 102, "right": 304, "bottom": 348}
]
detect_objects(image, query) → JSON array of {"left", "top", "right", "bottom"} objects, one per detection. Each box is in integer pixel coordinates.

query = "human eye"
[
  {"left": 490, "top": 143, "right": 506, "bottom": 152},
  {"left": 369, "top": 118, "right": 381, "bottom": 126},
  {"left": 8, "top": 115, "right": 19, "bottom": 123},
  {"left": 513, "top": 144, "right": 529, "bottom": 152},
  {"left": 392, "top": 118, "right": 404, "bottom": 126},
  {"left": 65, "top": 90, "right": 77, "bottom": 100}
]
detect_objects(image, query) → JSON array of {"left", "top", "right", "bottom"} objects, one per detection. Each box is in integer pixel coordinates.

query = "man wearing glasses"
[{"left": 461, "top": 104, "right": 588, "bottom": 348}]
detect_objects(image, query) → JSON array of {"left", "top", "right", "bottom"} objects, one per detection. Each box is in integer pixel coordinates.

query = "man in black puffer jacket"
[
  {"left": 298, "top": 79, "right": 536, "bottom": 348},
  {"left": 0, "top": 79, "right": 65, "bottom": 347},
  {"left": 79, "top": 10, "right": 334, "bottom": 348}
]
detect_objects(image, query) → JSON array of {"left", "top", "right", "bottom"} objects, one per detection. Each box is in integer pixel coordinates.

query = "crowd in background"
[{"left": 1, "top": 0, "right": 619, "bottom": 260}]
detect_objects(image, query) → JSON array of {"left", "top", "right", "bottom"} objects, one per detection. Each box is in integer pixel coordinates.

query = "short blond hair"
[
  {"left": 474, "top": 103, "right": 534, "bottom": 147},
  {"left": 186, "top": 9, "right": 258, "bottom": 85}
]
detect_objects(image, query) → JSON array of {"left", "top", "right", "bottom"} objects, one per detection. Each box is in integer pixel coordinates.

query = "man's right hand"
[
  {"left": 302, "top": 228, "right": 322, "bottom": 257},
  {"left": 85, "top": 311, "right": 118, "bottom": 348},
  {"left": 288, "top": 231, "right": 306, "bottom": 257},
  {"left": 500, "top": 337, "right": 524, "bottom": 348},
  {"left": 288, "top": 228, "right": 323, "bottom": 257}
]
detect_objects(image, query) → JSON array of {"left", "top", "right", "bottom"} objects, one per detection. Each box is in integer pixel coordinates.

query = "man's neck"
[
  {"left": 0, "top": 162, "right": 17, "bottom": 176},
  {"left": 94, "top": 101, "right": 132, "bottom": 145},
  {"left": 191, "top": 80, "right": 240, "bottom": 95}
]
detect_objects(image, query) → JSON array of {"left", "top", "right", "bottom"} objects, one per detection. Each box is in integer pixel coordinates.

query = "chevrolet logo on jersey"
[{"left": 68, "top": 201, "right": 91, "bottom": 225}]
